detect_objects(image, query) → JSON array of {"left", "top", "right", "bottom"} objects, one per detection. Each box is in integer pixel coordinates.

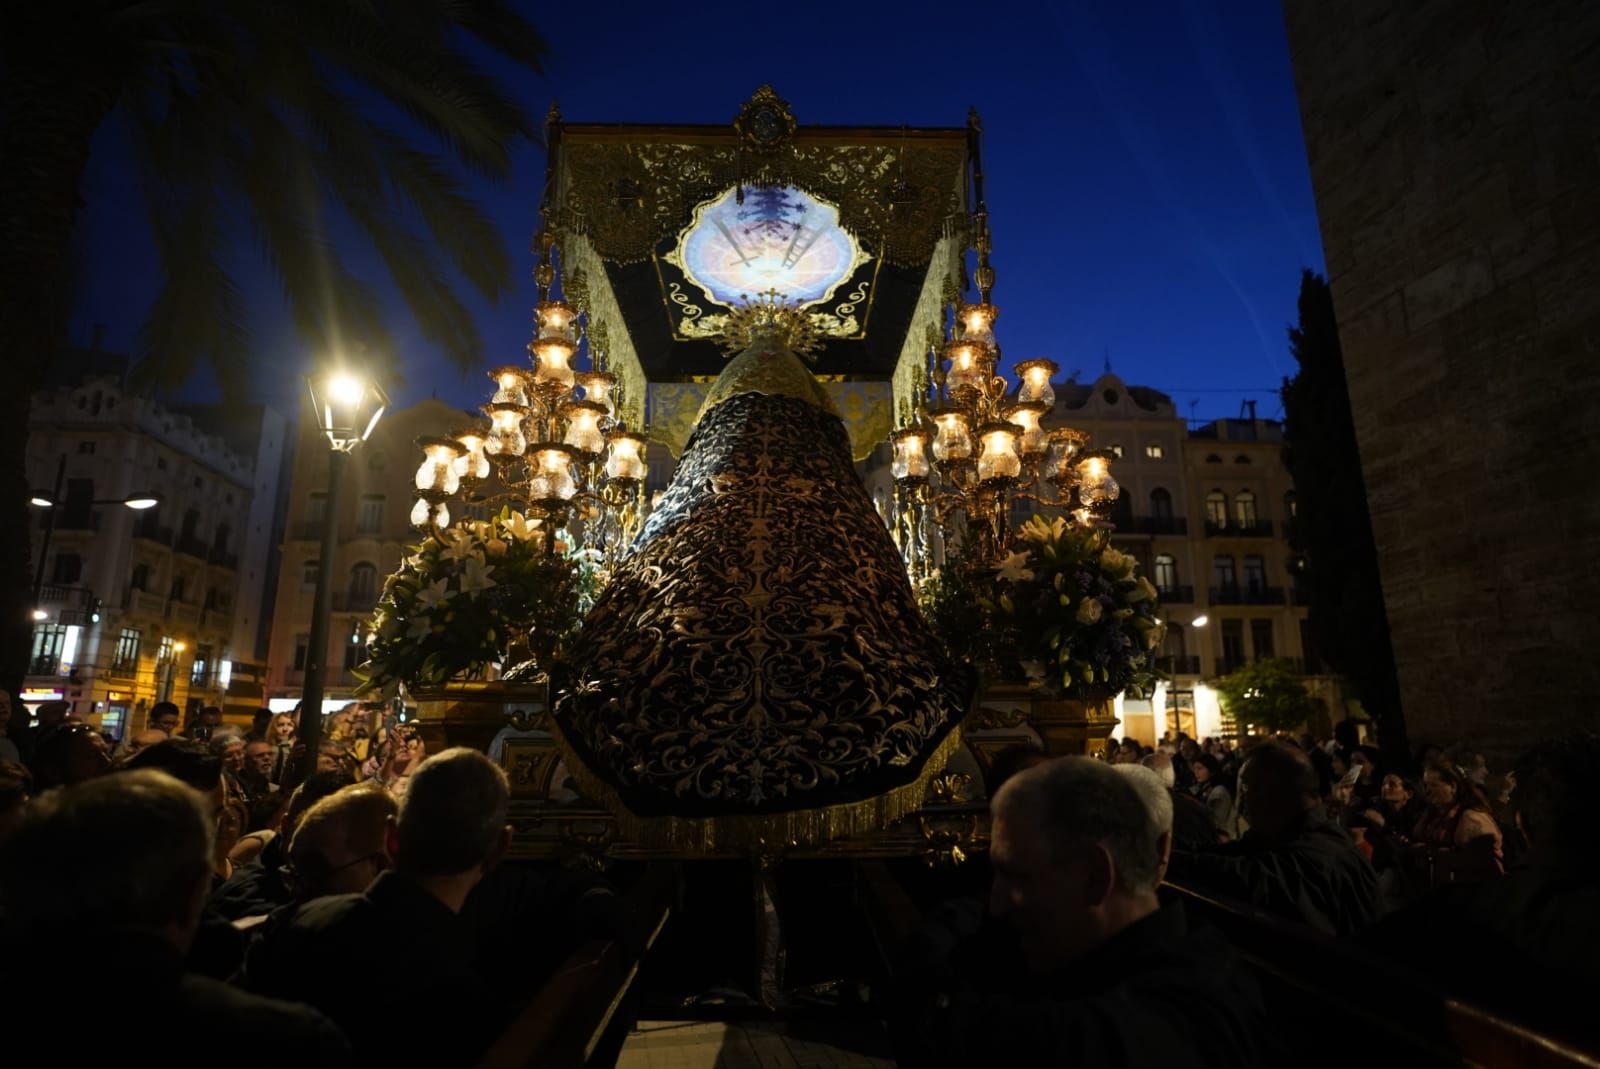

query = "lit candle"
[
  {"left": 1046, "top": 428, "right": 1087, "bottom": 483},
  {"left": 576, "top": 370, "right": 617, "bottom": 416},
  {"left": 1076, "top": 454, "right": 1120, "bottom": 505}
]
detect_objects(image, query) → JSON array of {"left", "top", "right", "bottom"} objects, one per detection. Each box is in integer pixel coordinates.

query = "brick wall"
[{"left": 1281, "top": 0, "right": 1600, "bottom": 755}]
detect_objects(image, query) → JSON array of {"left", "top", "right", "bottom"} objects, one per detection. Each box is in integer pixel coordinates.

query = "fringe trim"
[{"left": 549, "top": 707, "right": 974, "bottom": 855}]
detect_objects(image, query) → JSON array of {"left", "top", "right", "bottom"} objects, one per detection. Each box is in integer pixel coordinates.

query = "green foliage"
[
  {"left": 920, "top": 516, "right": 1165, "bottom": 700},
  {"left": 359, "top": 509, "right": 592, "bottom": 697},
  {"left": 1213, "top": 658, "right": 1318, "bottom": 734}
]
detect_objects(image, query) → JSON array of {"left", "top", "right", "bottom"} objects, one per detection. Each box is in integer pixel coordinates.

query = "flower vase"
[
  {"left": 978, "top": 680, "right": 1119, "bottom": 757},
  {"left": 411, "top": 677, "right": 552, "bottom": 755}
]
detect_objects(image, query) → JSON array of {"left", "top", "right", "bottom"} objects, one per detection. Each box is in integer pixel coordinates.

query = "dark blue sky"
[{"left": 71, "top": 0, "right": 1323, "bottom": 426}]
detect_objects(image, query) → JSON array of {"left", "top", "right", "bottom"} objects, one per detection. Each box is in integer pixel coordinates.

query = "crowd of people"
[
  {"left": 0, "top": 686, "right": 632, "bottom": 1067},
  {"left": 887, "top": 726, "right": 1599, "bottom": 1062},
  {"left": 1105, "top": 723, "right": 1519, "bottom": 914},
  {"left": 1, "top": 678, "right": 1596, "bottom": 1064}
]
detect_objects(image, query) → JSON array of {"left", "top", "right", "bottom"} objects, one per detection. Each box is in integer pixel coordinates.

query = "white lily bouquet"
[
  {"left": 924, "top": 515, "right": 1164, "bottom": 701},
  {"left": 358, "top": 508, "right": 596, "bottom": 697}
]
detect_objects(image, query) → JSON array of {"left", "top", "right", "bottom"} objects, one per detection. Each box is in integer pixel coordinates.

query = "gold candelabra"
[
  {"left": 410, "top": 235, "right": 649, "bottom": 561},
  {"left": 886, "top": 208, "right": 1119, "bottom": 584}
]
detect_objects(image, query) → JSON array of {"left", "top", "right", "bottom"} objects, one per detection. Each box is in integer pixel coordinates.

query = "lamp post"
[
  {"left": 294, "top": 369, "right": 387, "bottom": 784},
  {"left": 27, "top": 455, "right": 161, "bottom": 614}
]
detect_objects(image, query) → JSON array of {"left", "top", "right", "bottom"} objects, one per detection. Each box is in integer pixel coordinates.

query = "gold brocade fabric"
[
  {"left": 555, "top": 348, "right": 973, "bottom": 846},
  {"left": 650, "top": 380, "right": 895, "bottom": 462}
]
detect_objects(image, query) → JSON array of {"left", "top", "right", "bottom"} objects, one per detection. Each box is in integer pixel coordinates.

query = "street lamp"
[
  {"left": 27, "top": 453, "right": 164, "bottom": 616},
  {"left": 295, "top": 367, "right": 387, "bottom": 784}
]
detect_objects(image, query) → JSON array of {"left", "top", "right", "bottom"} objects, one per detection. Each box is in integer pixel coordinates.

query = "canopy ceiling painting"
[{"left": 545, "top": 86, "right": 973, "bottom": 458}]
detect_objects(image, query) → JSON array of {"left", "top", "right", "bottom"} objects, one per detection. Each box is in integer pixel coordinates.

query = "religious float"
[{"left": 358, "top": 87, "right": 1162, "bottom": 1000}]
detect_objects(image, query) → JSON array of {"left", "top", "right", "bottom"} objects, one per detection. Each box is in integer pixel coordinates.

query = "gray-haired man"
[{"left": 890, "top": 757, "right": 1264, "bottom": 1067}]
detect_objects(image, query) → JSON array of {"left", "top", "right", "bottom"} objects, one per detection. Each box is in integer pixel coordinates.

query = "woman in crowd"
[
  {"left": 1411, "top": 761, "right": 1504, "bottom": 885},
  {"left": 1188, "top": 752, "right": 1238, "bottom": 839}
]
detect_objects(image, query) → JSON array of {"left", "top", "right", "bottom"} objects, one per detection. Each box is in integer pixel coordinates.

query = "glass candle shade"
[
  {"left": 1076, "top": 454, "right": 1121, "bottom": 506},
  {"left": 576, "top": 370, "right": 617, "bottom": 416},
  {"left": 1003, "top": 402, "right": 1049, "bottom": 459},
  {"left": 1046, "top": 428, "right": 1088, "bottom": 483},
  {"left": 890, "top": 428, "right": 931, "bottom": 482},
  {"left": 561, "top": 400, "right": 608, "bottom": 457},
  {"left": 930, "top": 407, "right": 974, "bottom": 464},
  {"left": 530, "top": 445, "right": 577, "bottom": 501},
  {"left": 409, "top": 497, "right": 431, "bottom": 527},
  {"left": 976, "top": 421, "right": 1023, "bottom": 483},
  {"left": 604, "top": 431, "right": 647, "bottom": 482},
  {"left": 413, "top": 437, "right": 462, "bottom": 495},
  {"left": 483, "top": 403, "right": 528, "bottom": 457},
  {"left": 1015, "top": 359, "right": 1059, "bottom": 408},
  {"left": 452, "top": 426, "right": 491, "bottom": 480},
  {"left": 942, "top": 338, "right": 991, "bottom": 398},
  {"left": 530, "top": 337, "right": 577, "bottom": 388},
  {"left": 537, "top": 300, "right": 577, "bottom": 340},
  {"left": 489, "top": 365, "right": 531, "bottom": 407},
  {"left": 957, "top": 302, "right": 998, "bottom": 346}
]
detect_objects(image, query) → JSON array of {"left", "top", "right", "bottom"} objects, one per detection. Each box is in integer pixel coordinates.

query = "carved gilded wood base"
[
  {"left": 976, "top": 681, "right": 1119, "bottom": 758},
  {"left": 411, "top": 677, "right": 551, "bottom": 757}
]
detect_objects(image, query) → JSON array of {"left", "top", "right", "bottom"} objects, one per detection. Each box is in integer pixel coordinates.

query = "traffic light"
[{"left": 89, "top": 597, "right": 102, "bottom": 624}]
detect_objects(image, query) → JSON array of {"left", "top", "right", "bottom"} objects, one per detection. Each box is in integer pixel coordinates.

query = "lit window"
[
  {"left": 1145, "top": 442, "right": 1164, "bottom": 459},
  {"left": 1108, "top": 444, "right": 1124, "bottom": 458},
  {"left": 1235, "top": 491, "right": 1258, "bottom": 529},
  {"left": 1205, "top": 491, "right": 1228, "bottom": 528},
  {"left": 1154, "top": 554, "right": 1177, "bottom": 592}
]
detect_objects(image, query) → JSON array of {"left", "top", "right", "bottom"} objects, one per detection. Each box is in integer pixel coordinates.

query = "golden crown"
[{"left": 718, "top": 290, "right": 821, "bottom": 359}]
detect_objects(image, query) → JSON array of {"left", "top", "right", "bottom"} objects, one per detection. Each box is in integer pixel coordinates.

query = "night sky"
[{"left": 69, "top": 0, "right": 1323, "bottom": 427}]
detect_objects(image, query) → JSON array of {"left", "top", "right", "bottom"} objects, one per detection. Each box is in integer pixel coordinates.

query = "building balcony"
[
  {"left": 1205, "top": 519, "right": 1275, "bottom": 538},
  {"left": 108, "top": 658, "right": 138, "bottom": 680},
  {"left": 1209, "top": 584, "right": 1285, "bottom": 606},
  {"left": 28, "top": 654, "right": 61, "bottom": 677},
  {"left": 207, "top": 547, "right": 239, "bottom": 570},
  {"left": 291, "top": 521, "right": 326, "bottom": 542},
  {"left": 1291, "top": 586, "right": 1312, "bottom": 606},
  {"left": 333, "top": 591, "right": 380, "bottom": 613},
  {"left": 1159, "top": 654, "right": 1202, "bottom": 675},
  {"left": 1157, "top": 584, "right": 1195, "bottom": 604},
  {"left": 38, "top": 584, "right": 95, "bottom": 608},
  {"left": 1130, "top": 515, "right": 1188, "bottom": 536},
  {"left": 1214, "top": 657, "right": 1249, "bottom": 677},
  {"left": 168, "top": 600, "right": 201, "bottom": 627},
  {"left": 124, "top": 588, "right": 166, "bottom": 618}
]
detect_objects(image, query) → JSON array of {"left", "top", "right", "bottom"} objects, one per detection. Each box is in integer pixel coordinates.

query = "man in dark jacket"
[
  {"left": 209, "top": 770, "right": 352, "bottom": 921},
  {"left": 888, "top": 757, "right": 1264, "bottom": 1068},
  {"left": 241, "top": 749, "right": 512, "bottom": 1067},
  {"left": 1168, "top": 740, "right": 1378, "bottom": 937},
  {"left": 0, "top": 770, "right": 349, "bottom": 1065}
]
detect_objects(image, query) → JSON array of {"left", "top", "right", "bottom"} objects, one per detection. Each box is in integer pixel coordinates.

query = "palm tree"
[{"left": 0, "top": 2, "right": 546, "bottom": 692}]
